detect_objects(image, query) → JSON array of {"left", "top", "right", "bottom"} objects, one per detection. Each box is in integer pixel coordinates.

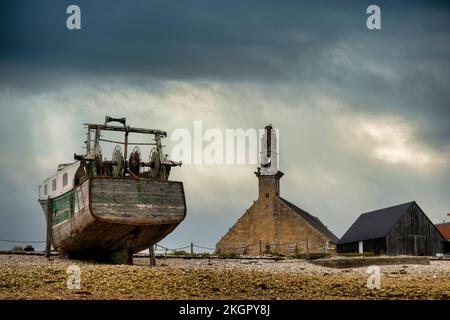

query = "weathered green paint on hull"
[{"left": 39, "top": 190, "right": 76, "bottom": 225}]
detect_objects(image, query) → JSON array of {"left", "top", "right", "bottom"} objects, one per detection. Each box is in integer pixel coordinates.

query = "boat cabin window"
[
  {"left": 52, "top": 179, "right": 57, "bottom": 191},
  {"left": 63, "top": 173, "right": 68, "bottom": 187},
  {"left": 44, "top": 184, "right": 47, "bottom": 196}
]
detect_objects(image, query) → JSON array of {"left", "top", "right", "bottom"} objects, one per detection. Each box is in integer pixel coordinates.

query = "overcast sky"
[{"left": 1, "top": 1, "right": 449, "bottom": 251}]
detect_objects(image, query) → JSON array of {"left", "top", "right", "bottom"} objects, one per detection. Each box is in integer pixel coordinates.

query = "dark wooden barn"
[{"left": 338, "top": 201, "right": 445, "bottom": 256}]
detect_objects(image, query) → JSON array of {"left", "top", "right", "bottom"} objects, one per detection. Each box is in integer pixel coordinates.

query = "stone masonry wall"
[{"left": 216, "top": 173, "right": 336, "bottom": 256}]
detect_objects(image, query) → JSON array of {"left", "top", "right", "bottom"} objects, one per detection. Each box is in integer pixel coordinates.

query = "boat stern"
[{"left": 89, "top": 177, "right": 186, "bottom": 225}]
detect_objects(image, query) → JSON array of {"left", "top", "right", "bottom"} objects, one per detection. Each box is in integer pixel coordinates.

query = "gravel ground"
[{"left": 0, "top": 254, "right": 449, "bottom": 300}]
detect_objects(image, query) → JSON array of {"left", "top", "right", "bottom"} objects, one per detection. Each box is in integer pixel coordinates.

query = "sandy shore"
[{"left": 0, "top": 254, "right": 449, "bottom": 300}]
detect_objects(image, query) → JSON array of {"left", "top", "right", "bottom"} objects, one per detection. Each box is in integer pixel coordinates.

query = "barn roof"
[
  {"left": 436, "top": 222, "right": 450, "bottom": 240},
  {"left": 338, "top": 201, "right": 415, "bottom": 244},
  {"left": 279, "top": 197, "right": 339, "bottom": 243}
]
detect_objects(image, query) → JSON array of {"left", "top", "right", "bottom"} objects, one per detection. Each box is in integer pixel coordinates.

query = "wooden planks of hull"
[
  {"left": 40, "top": 177, "right": 186, "bottom": 254},
  {"left": 90, "top": 177, "right": 186, "bottom": 225}
]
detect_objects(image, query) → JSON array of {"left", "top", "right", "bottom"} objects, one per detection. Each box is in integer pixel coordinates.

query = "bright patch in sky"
[{"left": 344, "top": 117, "right": 448, "bottom": 168}]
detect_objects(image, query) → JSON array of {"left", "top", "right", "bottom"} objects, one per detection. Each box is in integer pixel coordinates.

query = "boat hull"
[{"left": 39, "top": 177, "right": 186, "bottom": 255}]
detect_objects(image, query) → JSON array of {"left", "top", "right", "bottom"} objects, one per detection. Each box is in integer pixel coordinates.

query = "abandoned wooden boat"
[{"left": 38, "top": 116, "right": 186, "bottom": 262}]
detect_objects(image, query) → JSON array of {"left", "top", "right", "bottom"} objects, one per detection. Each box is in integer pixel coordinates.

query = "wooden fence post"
[
  {"left": 149, "top": 245, "right": 156, "bottom": 267},
  {"left": 45, "top": 197, "right": 52, "bottom": 258}
]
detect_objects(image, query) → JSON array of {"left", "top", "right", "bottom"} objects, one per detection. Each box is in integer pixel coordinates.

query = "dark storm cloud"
[
  {"left": 0, "top": 0, "right": 367, "bottom": 80},
  {"left": 0, "top": 1, "right": 447, "bottom": 78},
  {"left": 1, "top": 0, "right": 450, "bottom": 146}
]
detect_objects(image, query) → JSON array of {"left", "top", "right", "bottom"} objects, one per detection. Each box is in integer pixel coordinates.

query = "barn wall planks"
[
  {"left": 362, "top": 237, "right": 387, "bottom": 254},
  {"left": 337, "top": 238, "right": 387, "bottom": 255},
  {"left": 386, "top": 203, "right": 444, "bottom": 256}
]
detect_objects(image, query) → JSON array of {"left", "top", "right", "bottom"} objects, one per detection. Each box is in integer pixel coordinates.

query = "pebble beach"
[{"left": 0, "top": 254, "right": 449, "bottom": 300}]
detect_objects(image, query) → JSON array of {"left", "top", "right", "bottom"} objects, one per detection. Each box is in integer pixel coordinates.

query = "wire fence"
[
  {"left": 0, "top": 239, "right": 331, "bottom": 254},
  {"left": 0, "top": 239, "right": 46, "bottom": 244},
  {"left": 0, "top": 238, "right": 216, "bottom": 254},
  {"left": 155, "top": 243, "right": 216, "bottom": 254},
  {"left": 0, "top": 238, "right": 336, "bottom": 259},
  {"left": 0, "top": 237, "right": 336, "bottom": 257}
]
